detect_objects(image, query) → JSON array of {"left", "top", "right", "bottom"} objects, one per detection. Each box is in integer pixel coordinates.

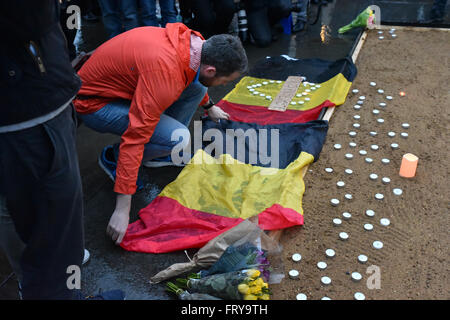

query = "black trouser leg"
[
  {"left": 245, "top": 0, "right": 272, "bottom": 47},
  {"left": 244, "top": 0, "right": 293, "bottom": 47},
  {"left": 191, "top": 0, "right": 215, "bottom": 38},
  {"left": 0, "top": 195, "right": 26, "bottom": 284},
  {"left": 190, "top": 0, "right": 236, "bottom": 38},
  {"left": 179, "top": 0, "right": 192, "bottom": 18},
  {"left": 212, "top": 0, "right": 237, "bottom": 34},
  {"left": 0, "top": 105, "right": 84, "bottom": 300}
]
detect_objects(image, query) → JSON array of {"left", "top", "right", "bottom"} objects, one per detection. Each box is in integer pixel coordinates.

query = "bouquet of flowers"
[
  {"left": 193, "top": 242, "right": 273, "bottom": 283},
  {"left": 150, "top": 220, "right": 284, "bottom": 285},
  {"left": 338, "top": 7, "right": 376, "bottom": 34},
  {"left": 172, "top": 269, "right": 271, "bottom": 300}
]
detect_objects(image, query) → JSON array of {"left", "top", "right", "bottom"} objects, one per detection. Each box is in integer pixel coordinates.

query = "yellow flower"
[
  {"left": 260, "top": 294, "right": 270, "bottom": 300},
  {"left": 247, "top": 269, "right": 261, "bottom": 279},
  {"left": 262, "top": 282, "right": 269, "bottom": 288},
  {"left": 244, "top": 294, "right": 258, "bottom": 300},
  {"left": 238, "top": 283, "right": 250, "bottom": 295},
  {"left": 250, "top": 285, "right": 262, "bottom": 294},
  {"left": 255, "top": 277, "right": 264, "bottom": 287}
]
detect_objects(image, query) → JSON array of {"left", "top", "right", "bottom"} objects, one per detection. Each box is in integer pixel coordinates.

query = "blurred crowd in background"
[{"left": 60, "top": 0, "right": 316, "bottom": 59}]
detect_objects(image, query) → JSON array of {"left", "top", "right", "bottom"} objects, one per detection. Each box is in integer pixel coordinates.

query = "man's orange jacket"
[{"left": 74, "top": 23, "right": 209, "bottom": 195}]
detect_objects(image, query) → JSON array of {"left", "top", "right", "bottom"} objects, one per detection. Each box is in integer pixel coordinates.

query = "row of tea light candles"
[
  {"left": 288, "top": 79, "right": 418, "bottom": 300},
  {"left": 246, "top": 79, "right": 320, "bottom": 103}
]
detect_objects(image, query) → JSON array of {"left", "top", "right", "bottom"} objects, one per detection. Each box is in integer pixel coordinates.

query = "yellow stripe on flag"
[
  {"left": 160, "top": 150, "right": 314, "bottom": 220},
  {"left": 222, "top": 74, "right": 352, "bottom": 110}
]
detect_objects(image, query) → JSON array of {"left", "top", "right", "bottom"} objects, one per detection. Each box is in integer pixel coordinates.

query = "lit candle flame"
[{"left": 321, "top": 25, "right": 331, "bottom": 43}]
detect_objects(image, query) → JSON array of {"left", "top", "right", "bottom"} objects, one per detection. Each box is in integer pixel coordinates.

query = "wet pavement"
[{"left": 0, "top": 0, "right": 448, "bottom": 300}]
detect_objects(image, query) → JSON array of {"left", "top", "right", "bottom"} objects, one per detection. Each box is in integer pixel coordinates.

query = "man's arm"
[{"left": 106, "top": 72, "right": 183, "bottom": 244}]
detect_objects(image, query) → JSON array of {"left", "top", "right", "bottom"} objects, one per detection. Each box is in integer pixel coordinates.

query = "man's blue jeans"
[
  {"left": 140, "top": 0, "right": 177, "bottom": 27},
  {"left": 98, "top": 0, "right": 139, "bottom": 38},
  {"left": 79, "top": 81, "right": 207, "bottom": 162}
]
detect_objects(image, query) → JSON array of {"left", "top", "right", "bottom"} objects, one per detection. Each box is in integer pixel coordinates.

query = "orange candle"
[{"left": 399, "top": 153, "right": 419, "bottom": 178}]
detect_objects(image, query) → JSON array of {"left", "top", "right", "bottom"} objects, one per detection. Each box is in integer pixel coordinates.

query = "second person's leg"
[
  {"left": 121, "top": 0, "right": 139, "bottom": 31},
  {"left": 159, "top": 0, "right": 177, "bottom": 26},
  {"left": 139, "top": 0, "right": 159, "bottom": 26},
  {"left": 98, "top": 0, "right": 123, "bottom": 38}
]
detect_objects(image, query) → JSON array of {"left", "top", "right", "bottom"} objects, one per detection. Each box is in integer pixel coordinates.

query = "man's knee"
[
  {"left": 184, "top": 81, "right": 208, "bottom": 99},
  {"left": 276, "top": 0, "right": 292, "bottom": 18}
]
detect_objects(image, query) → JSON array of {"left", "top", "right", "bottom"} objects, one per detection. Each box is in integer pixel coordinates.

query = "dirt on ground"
[{"left": 270, "top": 28, "right": 450, "bottom": 300}]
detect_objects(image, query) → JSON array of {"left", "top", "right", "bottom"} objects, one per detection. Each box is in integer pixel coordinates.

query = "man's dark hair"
[{"left": 201, "top": 34, "right": 248, "bottom": 77}]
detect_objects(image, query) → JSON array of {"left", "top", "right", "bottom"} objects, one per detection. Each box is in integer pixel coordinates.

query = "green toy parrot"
[{"left": 338, "top": 7, "right": 375, "bottom": 34}]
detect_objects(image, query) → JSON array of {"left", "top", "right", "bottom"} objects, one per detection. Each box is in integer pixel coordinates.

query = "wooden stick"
[
  {"left": 376, "top": 25, "right": 450, "bottom": 32},
  {"left": 319, "top": 30, "right": 368, "bottom": 124},
  {"left": 351, "top": 30, "right": 368, "bottom": 63}
]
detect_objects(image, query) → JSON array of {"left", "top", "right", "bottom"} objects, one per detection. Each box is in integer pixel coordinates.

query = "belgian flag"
[
  {"left": 217, "top": 56, "right": 356, "bottom": 124},
  {"left": 121, "top": 56, "right": 357, "bottom": 253}
]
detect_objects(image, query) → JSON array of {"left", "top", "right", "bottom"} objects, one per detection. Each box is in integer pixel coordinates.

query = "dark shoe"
[
  {"left": 98, "top": 145, "right": 143, "bottom": 191},
  {"left": 98, "top": 145, "right": 117, "bottom": 182}
]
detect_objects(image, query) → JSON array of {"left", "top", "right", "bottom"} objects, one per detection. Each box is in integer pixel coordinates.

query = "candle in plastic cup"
[{"left": 399, "top": 153, "right": 418, "bottom": 178}]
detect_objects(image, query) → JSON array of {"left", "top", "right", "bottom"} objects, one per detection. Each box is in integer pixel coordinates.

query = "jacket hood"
[{"left": 164, "top": 23, "right": 205, "bottom": 73}]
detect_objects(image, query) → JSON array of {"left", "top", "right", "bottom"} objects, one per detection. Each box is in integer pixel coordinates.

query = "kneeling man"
[{"left": 74, "top": 23, "right": 248, "bottom": 244}]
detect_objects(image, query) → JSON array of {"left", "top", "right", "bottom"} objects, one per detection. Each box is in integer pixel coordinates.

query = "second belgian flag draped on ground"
[{"left": 120, "top": 56, "right": 357, "bottom": 253}]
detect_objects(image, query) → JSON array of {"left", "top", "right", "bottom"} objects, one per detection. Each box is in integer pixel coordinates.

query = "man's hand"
[
  {"left": 107, "top": 194, "right": 132, "bottom": 245},
  {"left": 207, "top": 105, "right": 230, "bottom": 122}
]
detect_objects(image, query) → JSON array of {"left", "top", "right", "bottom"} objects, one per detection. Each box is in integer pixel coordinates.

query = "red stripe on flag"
[
  {"left": 121, "top": 196, "right": 304, "bottom": 253},
  {"left": 259, "top": 204, "right": 304, "bottom": 230},
  {"left": 121, "top": 196, "right": 243, "bottom": 253},
  {"left": 216, "top": 100, "right": 334, "bottom": 125}
]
